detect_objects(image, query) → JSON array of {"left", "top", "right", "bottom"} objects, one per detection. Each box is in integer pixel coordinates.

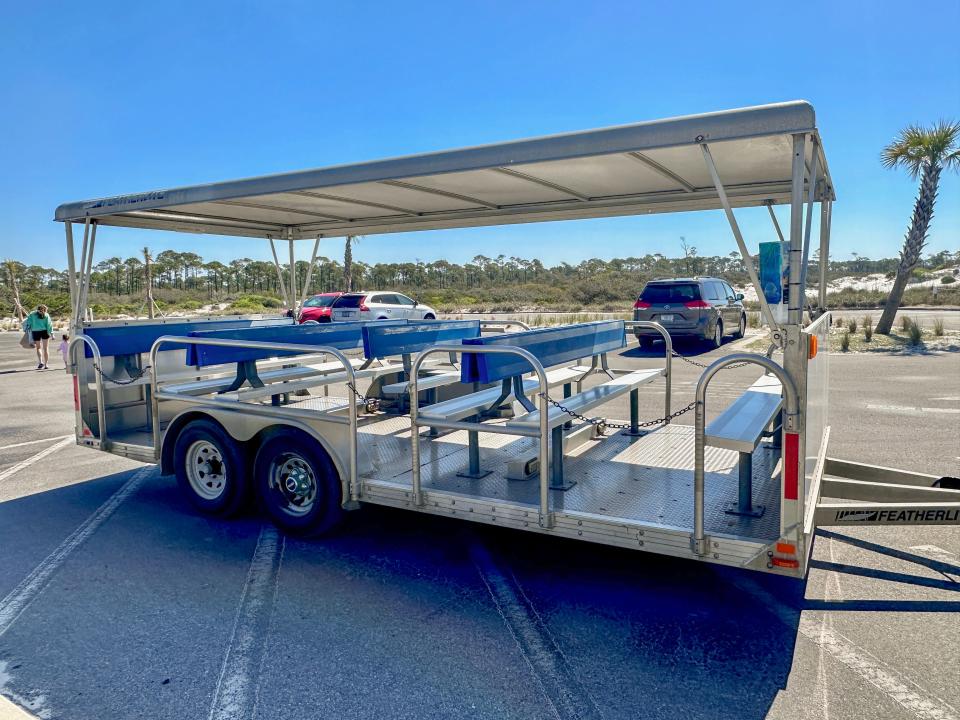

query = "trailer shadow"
[{"left": 10, "top": 474, "right": 953, "bottom": 719}]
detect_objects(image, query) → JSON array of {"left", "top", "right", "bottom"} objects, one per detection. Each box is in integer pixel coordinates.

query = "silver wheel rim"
[
  {"left": 269, "top": 453, "right": 317, "bottom": 517},
  {"left": 185, "top": 440, "right": 227, "bottom": 500},
  {"left": 739, "top": 316, "right": 746, "bottom": 335}
]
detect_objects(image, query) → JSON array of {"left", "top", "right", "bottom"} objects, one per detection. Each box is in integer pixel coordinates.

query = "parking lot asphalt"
[{"left": 0, "top": 329, "right": 957, "bottom": 720}]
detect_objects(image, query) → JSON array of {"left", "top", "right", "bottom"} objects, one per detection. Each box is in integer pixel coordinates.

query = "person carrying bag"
[{"left": 23, "top": 304, "right": 54, "bottom": 369}]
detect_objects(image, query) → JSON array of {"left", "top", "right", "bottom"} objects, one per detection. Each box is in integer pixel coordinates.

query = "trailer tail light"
[
  {"left": 634, "top": 299, "right": 651, "bottom": 309},
  {"left": 784, "top": 432, "right": 800, "bottom": 500},
  {"left": 684, "top": 300, "right": 710, "bottom": 309},
  {"left": 771, "top": 540, "right": 800, "bottom": 569},
  {"left": 808, "top": 335, "right": 818, "bottom": 359},
  {"left": 73, "top": 375, "right": 80, "bottom": 411}
]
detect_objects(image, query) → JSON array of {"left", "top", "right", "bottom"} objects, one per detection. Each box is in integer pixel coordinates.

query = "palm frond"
[{"left": 881, "top": 120, "right": 960, "bottom": 178}]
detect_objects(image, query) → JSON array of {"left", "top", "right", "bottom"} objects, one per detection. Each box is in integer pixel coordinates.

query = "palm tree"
[{"left": 876, "top": 121, "right": 960, "bottom": 334}]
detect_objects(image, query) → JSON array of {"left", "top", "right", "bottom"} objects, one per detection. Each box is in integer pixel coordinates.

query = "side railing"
[
  {"left": 408, "top": 344, "right": 554, "bottom": 528},
  {"left": 691, "top": 354, "right": 799, "bottom": 555},
  {"left": 67, "top": 334, "right": 108, "bottom": 448},
  {"left": 624, "top": 321, "right": 672, "bottom": 425},
  {"left": 149, "top": 336, "right": 360, "bottom": 504}
]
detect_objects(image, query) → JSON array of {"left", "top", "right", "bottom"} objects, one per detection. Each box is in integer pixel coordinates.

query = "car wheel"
[
  {"left": 733, "top": 314, "right": 746, "bottom": 339},
  {"left": 174, "top": 419, "right": 250, "bottom": 517},
  {"left": 638, "top": 337, "right": 653, "bottom": 350},
  {"left": 254, "top": 432, "right": 345, "bottom": 537},
  {"left": 707, "top": 321, "right": 723, "bottom": 349},
  {"left": 423, "top": 313, "right": 436, "bottom": 320}
]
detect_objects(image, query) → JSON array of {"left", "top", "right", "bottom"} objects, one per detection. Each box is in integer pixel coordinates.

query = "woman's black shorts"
[{"left": 31, "top": 330, "right": 50, "bottom": 341}]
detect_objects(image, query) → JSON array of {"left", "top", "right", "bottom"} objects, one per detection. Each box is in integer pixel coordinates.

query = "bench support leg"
[
  {"left": 621, "top": 388, "right": 645, "bottom": 437},
  {"left": 549, "top": 425, "right": 576, "bottom": 491},
  {"left": 224, "top": 360, "right": 264, "bottom": 393},
  {"left": 725, "top": 450, "right": 766, "bottom": 517},
  {"left": 563, "top": 383, "right": 573, "bottom": 430},
  {"left": 427, "top": 389, "right": 439, "bottom": 437},
  {"left": 457, "top": 417, "right": 491, "bottom": 480}
]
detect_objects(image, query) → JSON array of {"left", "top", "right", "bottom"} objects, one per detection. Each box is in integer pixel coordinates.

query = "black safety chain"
[
  {"left": 539, "top": 393, "right": 697, "bottom": 432},
  {"left": 346, "top": 382, "right": 381, "bottom": 413},
  {"left": 669, "top": 349, "right": 751, "bottom": 370},
  {"left": 91, "top": 362, "right": 152, "bottom": 386}
]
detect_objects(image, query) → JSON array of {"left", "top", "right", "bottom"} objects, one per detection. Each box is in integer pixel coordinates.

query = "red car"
[{"left": 297, "top": 292, "right": 343, "bottom": 323}]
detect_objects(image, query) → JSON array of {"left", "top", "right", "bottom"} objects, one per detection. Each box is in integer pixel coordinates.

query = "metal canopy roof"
[{"left": 55, "top": 101, "right": 833, "bottom": 240}]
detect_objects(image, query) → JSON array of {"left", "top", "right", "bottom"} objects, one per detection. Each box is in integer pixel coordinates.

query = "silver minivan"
[
  {"left": 330, "top": 291, "right": 438, "bottom": 322},
  {"left": 633, "top": 277, "right": 746, "bottom": 348}
]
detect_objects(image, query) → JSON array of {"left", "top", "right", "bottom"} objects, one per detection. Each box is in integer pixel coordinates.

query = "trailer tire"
[
  {"left": 254, "top": 432, "right": 344, "bottom": 537},
  {"left": 173, "top": 419, "right": 250, "bottom": 517}
]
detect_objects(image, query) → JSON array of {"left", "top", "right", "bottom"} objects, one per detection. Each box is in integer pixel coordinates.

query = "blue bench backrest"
[
  {"left": 186, "top": 320, "right": 406, "bottom": 367},
  {"left": 82, "top": 317, "right": 290, "bottom": 358},
  {"left": 460, "top": 321, "right": 625, "bottom": 384},
  {"left": 361, "top": 320, "right": 480, "bottom": 360}
]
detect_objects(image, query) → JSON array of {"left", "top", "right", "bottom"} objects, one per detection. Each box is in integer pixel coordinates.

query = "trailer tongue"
[{"left": 55, "top": 100, "right": 959, "bottom": 578}]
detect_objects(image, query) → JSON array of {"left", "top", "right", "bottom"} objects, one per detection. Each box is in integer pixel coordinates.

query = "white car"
[{"left": 330, "top": 291, "right": 438, "bottom": 322}]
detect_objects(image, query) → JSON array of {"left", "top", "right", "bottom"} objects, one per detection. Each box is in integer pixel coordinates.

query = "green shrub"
[
  {"left": 840, "top": 331, "right": 850, "bottom": 352},
  {"left": 747, "top": 312, "right": 760, "bottom": 329},
  {"left": 900, "top": 315, "right": 912, "bottom": 332},
  {"left": 847, "top": 318, "right": 857, "bottom": 333},
  {"left": 942, "top": 275, "right": 956, "bottom": 284},
  {"left": 908, "top": 318, "right": 923, "bottom": 345},
  {"left": 933, "top": 317, "right": 945, "bottom": 336},
  {"left": 835, "top": 316, "right": 844, "bottom": 328},
  {"left": 863, "top": 316, "right": 873, "bottom": 342}
]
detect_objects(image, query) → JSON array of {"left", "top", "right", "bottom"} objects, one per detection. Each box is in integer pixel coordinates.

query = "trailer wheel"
[
  {"left": 173, "top": 419, "right": 250, "bottom": 517},
  {"left": 254, "top": 433, "right": 344, "bottom": 537}
]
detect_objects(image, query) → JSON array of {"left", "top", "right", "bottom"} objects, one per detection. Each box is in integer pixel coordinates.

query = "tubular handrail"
[
  {"left": 409, "top": 343, "right": 553, "bottom": 528},
  {"left": 68, "top": 334, "right": 108, "bottom": 448},
  {"left": 692, "top": 353, "right": 799, "bottom": 555},
  {"left": 479, "top": 319, "right": 532, "bottom": 332},
  {"left": 623, "top": 321, "right": 672, "bottom": 423},
  {"left": 149, "top": 335, "right": 360, "bottom": 504}
]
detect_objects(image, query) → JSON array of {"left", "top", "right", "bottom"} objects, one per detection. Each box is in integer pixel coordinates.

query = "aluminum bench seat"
[
  {"left": 232, "top": 362, "right": 405, "bottom": 402},
  {"left": 506, "top": 368, "right": 663, "bottom": 431},
  {"left": 417, "top": 366, "right": 593, "bottom": 424},
  {"left": 161, "top": 358, "right": 370, "bottom": 396},
  {"left": 380, "top": 370, "right": 461, "bottom": 396},
  {"left": 704, "top": 376, "right": 783, "bottom": 453}
]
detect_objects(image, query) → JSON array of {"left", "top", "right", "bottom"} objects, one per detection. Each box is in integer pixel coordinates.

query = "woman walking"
[{"left": 24, "top": 304, "right": 54, "bottom": 369}]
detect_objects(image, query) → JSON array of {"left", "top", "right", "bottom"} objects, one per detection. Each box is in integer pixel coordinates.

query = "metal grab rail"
[
  {"left": 409, "top": 344, "right": 553, "bottom": 528},
  {"left": 67, "top": 334, "right": 108, "bottom": 448},
  {"left": 623, "top": 321, "right": 672, "bottom": 424},
  {"left": 692, "top": 354, "right": 799, "bottom": 555},
  {"left": 148, "top": 336, "right": 360, "bottom": 504}
]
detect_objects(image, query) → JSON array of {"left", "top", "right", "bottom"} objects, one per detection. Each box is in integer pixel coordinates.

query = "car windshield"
[
  {"left": 303, "top": 295, "right": 337, "bottom": 308},
  {"left": 640, "top": 283, "right": 701, "bottom": 303},
  {"left": 332, "top": 294, "right": 365, "bottom": 308}
]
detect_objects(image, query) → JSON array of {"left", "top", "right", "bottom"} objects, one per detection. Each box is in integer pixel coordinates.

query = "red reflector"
[
  {"left": 684, "top": 300, "right": 710, "bottom": 309},
  {"left": 634, "top": 300, "right": 651, "bottom": 309},
  {"left": 772, "top": 557, "right": 800, "bottom": 569},
  {"left": 784, "top": 432, "right": 799, "bottom": 500},
  {"left": 73, "top": 375, "right": 80, "bottom": 411}
]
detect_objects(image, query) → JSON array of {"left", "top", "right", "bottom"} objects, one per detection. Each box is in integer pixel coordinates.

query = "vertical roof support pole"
[
  {"left": 765, "top": 202, "right": 786, "bottom": 243},
  {"left": 787, "top": 134, "right": 806, "bottom": 326},
  {"left": 287, "top": 237, "right": 297, "bottom": 314},
  {"left": 79, "top": 221, "right": 98, "bottom": 324},
  {"left": 267, "top": 236, "right": 290, "bottom": 312},
  {"left": 64, "top": 221, "right": 77, "bottom": 325},
  {"left": 74, "top": 217, "right": 91, "bottom": 324},
  {"left": 818, "top": 200, "right": 832, "bottom": 310},
  {"left": 798, "top": 139, "right": 820, "bottom": 307},
  {"left": 298, "top": 236, "right": 322, "bottom": 314},
  {"left": 700, "top": 143, "right": 779, "bottom": 332}
]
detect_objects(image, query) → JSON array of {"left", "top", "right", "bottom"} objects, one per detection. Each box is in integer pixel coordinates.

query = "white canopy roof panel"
[{"left": 55, "top": 101, "right": 833, "bottom": 240}]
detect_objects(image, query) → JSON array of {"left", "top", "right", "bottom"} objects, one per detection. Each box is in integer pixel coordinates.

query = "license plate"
[
  {"left": 659, "top": 314, "right": 675, "bottom": 322},
  {"left": 342, "top": 311, "right": 356, "bottom": 318}
]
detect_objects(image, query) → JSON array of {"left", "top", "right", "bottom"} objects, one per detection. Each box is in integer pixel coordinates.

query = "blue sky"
[{"left": 1, "top": 0, "right": 958, "bottom": 269}]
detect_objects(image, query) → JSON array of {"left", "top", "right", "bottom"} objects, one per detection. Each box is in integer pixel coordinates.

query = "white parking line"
[
  {"left": 865, "top": 404, "right": 960, "bottom": 416},
  {"left": 733, "top": 575, "right": 959, "bottom": 720},
  {"left": 0, "top": 466, "right": 152, "bottom": 638},
  {"left": 0, "top": 436, "right": 71, "bottom": 453},
  {"left": 208, "top": 525, "right": 285, "bottom": 720},
  {"left": 0, "top": 437, "right": 74, "bottom": 483}
]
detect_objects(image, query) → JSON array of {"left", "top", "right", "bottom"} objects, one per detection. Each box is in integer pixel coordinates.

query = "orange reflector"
[
  {"left": 808, "top": 335, "right": 818, "bottom": 359},
  {"left": 776, "top": 542, "right": 796, "bottom": 555},
  {"left": 772, "top": 557, "right": 800, "bottom": 569}
]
